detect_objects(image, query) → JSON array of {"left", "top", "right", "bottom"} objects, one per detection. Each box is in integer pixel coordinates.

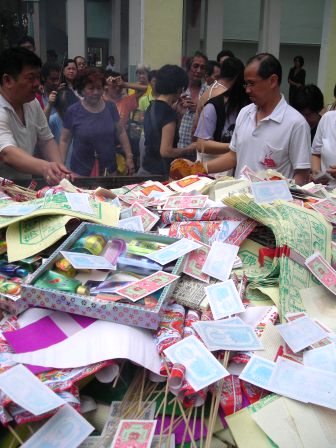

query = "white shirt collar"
[
  {"left": 0, "top": 94, "right": 16, "bottom": 112},
  {"left": 248, "top": 94, "right": 287, "bottom": 124}
]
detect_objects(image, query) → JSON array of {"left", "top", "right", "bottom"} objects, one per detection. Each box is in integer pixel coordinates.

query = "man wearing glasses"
[
  {"left": 205, "top": 53, "right": 311, "bottom": 185},
  {"left": 177, "top": 51, "right": 208, "bottom": 156}
]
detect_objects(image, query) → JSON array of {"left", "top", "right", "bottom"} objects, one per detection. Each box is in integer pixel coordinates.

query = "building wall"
[
  {"left": 319, "top": 0, "right": 336, "bottom": 104},
  {"left": 281, "top": 0, "right": 324, "bottom": 44},
  {"left": 222, "top": 0, "right": 260, "bottom": 41},
  {"left": 184, "top": 0, "right": 324, "bottom": 101},
  {"left": 143, "top": 0, "right": 183, "bottom": 68},
  {"left": 40, "top": 0, "right": 67, "bottom": 62}
]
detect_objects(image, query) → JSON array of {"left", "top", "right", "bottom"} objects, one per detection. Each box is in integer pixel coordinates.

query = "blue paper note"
[
  {"left": 22, "top": 404, "right": 94, "bottom": 447},
  {"left": 0, "top": 364, "right": 64, "bottom": 416},
  {"left": 239, "top": 355, "right": 276, "bottom": 388},
  {"left": 164, "top": 335, "right": 229, "bottom": 391},
  {"left": 251, "top": 180, "right": 293, "bottom": 204}
]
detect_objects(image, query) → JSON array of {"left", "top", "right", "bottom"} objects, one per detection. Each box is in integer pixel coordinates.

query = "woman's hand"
[
  {"left": 48, "top": 91, "right": 58, "bottom": 104},
  {"left": 327, "top": 166, "right": 336, "bottom": 179},
  {"left": 185, "top": 142, "right": 197, "bottom": 154},
  {"left": 125, "top": 156, "right": 135, "bottom": 175}
]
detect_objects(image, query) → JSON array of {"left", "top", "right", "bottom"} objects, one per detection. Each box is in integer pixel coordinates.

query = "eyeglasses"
[
  {"left": 191, "top": 63, "right": 207, "bottom": 70},
  {"left": 243, "top": 77, "right": 271, "bottom": 89},
  {"left": 243, "top": 79, "right": 266, "bottom": 88}
]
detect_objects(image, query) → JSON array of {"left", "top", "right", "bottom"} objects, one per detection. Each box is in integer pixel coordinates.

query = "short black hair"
[
  {"left": 155, "top": 64, "right": 188, "bottom": 95},
  {"left": 216, "top": 49, "right": 234, "bottom": 62},
  {"left": 292, "top": 84, "right": 324, "bottom": 113},
  {"left": 206, "top": 60, "right": 220, "bottom": 77},
  {"left": 54, "top": 87, "right": 79, "bottom": 119},
  {"left": 41, "top": 62, "right": 61, "bottom": 83},
  {"left": 294, "top": 55, "right": 304, "bottom": 67},
  {"left": 186, "top": 51, "right": 208, "bottom": 71},
  {"left": 246, "top": 53, "right": 282, "bottom": 85},
  {"left": 333, "top": 84, "right": 336, "bottom": 99},
  {"left": 0, "top": 47, "right": 41, "bottom": 85},
  {"left": 63, "top": 58, "right": 76, "bottom": 69},
  {"left": 17, "top": 35, "right": 35, "bottom": 49}
]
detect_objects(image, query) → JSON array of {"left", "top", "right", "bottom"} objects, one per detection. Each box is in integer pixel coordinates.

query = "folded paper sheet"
[{"left": 8, "top": 320, "right": 162, "bottom": 375}]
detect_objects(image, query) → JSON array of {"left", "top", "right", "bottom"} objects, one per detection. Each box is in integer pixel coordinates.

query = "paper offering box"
[
  {"left": 0, "top": 292, "right": 29, "bottom": 316},
  {"left": 22, "top": 223, "right": 183, "bottom": 330}
]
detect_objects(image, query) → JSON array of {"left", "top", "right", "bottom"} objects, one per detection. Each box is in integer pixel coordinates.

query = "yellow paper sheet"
[
  {"left": 6, "top": 215, "right": 72, "bottom": 262},
  {"left": 258, "top": 287, "right": 280, "bottom": 308},
  {"left": 285, "top": 398, "right": 336, "bottom": 448},
  {"left": 251, "top": 395, "right": 336, "bottom": 448},
  {"left": 251, "top": 397, "right": 303, "bottom": 448},
  {"left": 0, "top": 193, "right": 119, "bottom": 230},
  {"left": 226, "top": 395, "right": 278, "bottom": 448},
  {"left": 257, "top": 323, "right": 283, "bottom": 361},
  {"left": 239, "top": 239, "right": 265, "bottom": 269},
  {"left": 300, "top": 285, "right": 336, "bottom": 331}
]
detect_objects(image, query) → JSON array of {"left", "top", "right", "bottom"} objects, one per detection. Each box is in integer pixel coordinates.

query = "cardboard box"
[{"left": 22, "top": 223, "right": 183, "bottom": 329}]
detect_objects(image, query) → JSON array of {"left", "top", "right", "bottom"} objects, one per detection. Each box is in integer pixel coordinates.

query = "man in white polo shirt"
[
  {"left": 0, "top": 47, "right": 71, "bottom": 184},
  {"left": 205, "top": 53, "right": 311, "bottom": 185}
]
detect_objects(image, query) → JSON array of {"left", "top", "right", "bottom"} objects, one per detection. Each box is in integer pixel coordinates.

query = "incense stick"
[
  {"left": 158, "top": 373, "right": 170, "bottom": 448},
  {"left": 137, "top": 368, "right": 146, "bottom": 414},
  {"left": 7, "top": 425, "right": 24, "bottom": 445},
  {"left": 200, "top": 403, "right": 205, "bottom": 448},
  {"left": 166, "top": 395, "right": 177, "bottom": 447},
  {"left": 204, "top": 351, "right": 230, "bottom": 448},
  {"left": 180, "top": 407, "right": 193, "bottom": 447}
]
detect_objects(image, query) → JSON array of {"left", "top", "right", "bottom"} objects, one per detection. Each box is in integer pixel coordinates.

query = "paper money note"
[
  {"left": 131, "top": 202, "right": 159, "bottom": 231},
  {"left": 241, "top": 165, "right": 264, "bottom": 182},
  {"left": 117, "top": 216, "right": 144, "bottom": 232},
  {"left": 251, "top": 180, "right": 293, "bottom": 203},
  {"left": 239, "top": 355, "right": 276, "bottom": 389},
  {"left": 276, "top": 316, "right": 328, "bottom": 353},
  {"left": 164, "top": 335, "right": 229, "bottom": 391},
  {"left": 21, "top": 404, "right": 94, "bottom": 447},
  {"left": 205, "top": 279, "right": 245, "bottom": 319},
  {"left": 61, "top": 251, "right": 115, "bottom": 270},
  {"left": 65, "top": 193, "right": 94, "bottom": 215},
  {"left": 146, "top": 238, "right": 201, "bottom": 265},
  {"left": 115, "top": 271, "right": 179, "bottom": 301},
  {"left": 182, "top": 242, "right": 210, "bottom": 283},
  {"left": 111, "top": 420, "right": 157, "bottom": 448},
  {"left": 0, "top": 364, "right": 64, "bottom": 416},
  {"left": 99, "top": 401, "right": 156, "bottom": 448},
  {"left": 163, "top": 195, "right": 208, "bottom": 210},
  {"left": 202, "top": 241, "right": 239, "bottom": 281},
  {"left": 193, "top": 320, "right": 263, "bottom": 351},
  {"left": 305, "top": 252, "right": 336, "bottom": 295},
  {"left": 310, "top": 198, "right": 336, "bottom": 216}
]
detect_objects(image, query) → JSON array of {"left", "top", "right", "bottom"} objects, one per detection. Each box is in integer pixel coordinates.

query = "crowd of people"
[{"left": 0, "top": 35, "right": 335, "bottom": 187}]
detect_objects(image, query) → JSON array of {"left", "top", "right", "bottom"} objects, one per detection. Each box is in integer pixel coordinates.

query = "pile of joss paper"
[{"left": 0, "top": 169, "right": 335, "bottom": 447}]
